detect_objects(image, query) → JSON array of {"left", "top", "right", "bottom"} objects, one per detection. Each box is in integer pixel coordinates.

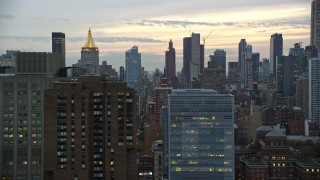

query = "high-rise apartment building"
[
  {"left": 311, "top": 0, "right": 320, "bottom": 51},
  {"left": 78, "top": 28, "right": 99, "bottom": 74},
  {"left": 168, "top": 89, "right": 234, "bottom": 180},
  {"left": 309, "top": 58, "right": 320, "bottom": 125},
  {"left": 52, "top": 32, "right": 65, "bottom": 67},
  {"left": 270, "top": 33, "right": 283, "bottom": 76},
  {"left": 209, "top": 49, "right": 226, "bottom": 69},
  {"left": 165, "top": 39, "right": 176, "bottom": 85},
  {"left": 125, "top": 46, "right": 141, "bottom": 90},
  {"left": 43, "top": 75, "right": 138, "bottom": 180},
  {"left": 0, "top": 75, "right": 54, "bottom": 180},
  {"left": 183, "top": 33, "right": 204, "bottom": 87}
]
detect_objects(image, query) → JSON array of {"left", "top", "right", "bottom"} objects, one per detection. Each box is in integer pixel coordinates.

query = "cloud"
[
  {"left": 0, "top": 35, "right": 164, "bottom": 43},
  {"left": 0, "top": 14, "right": 15, "bottom": 20},
  {"left": 0, "top": 36, "right": 49, "bottom": 42},
  {"left": 53, "top": 17, "right": 70, "bottom": 22},
  {"left": 123, "top": 17, "right": 309, "bottom": 29},
  {"left": 124, "top": 19, "right": 223, "bottom": 28}
]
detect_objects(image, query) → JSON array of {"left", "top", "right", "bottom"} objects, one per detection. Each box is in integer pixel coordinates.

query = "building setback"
[
  {"left": 168, "top": 89, "right": 234, "bottom": 180},
  {"left": 43, "top": 75, "right": 138, "bottom": 180}
]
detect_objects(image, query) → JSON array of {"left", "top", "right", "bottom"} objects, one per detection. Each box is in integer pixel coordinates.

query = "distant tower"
[
  {"left": 311, "top": 0, "right": 320, "bottom": 51},
  {"left": 80, "top": 28, "right": 99, "bottom": 74},
  {"left": 183, "top": 37, "right": 191, "bottom": 86},
  {"left": 119, "top": 66, "right": 125, "bottom": 81},
  {"left": 270, "top": 33, "right": 283, "bottom": 76},
  {"left": 165, "top": 39, "right": 176, "bottom": 84},
  {"left": 125, "top": 46, "right": 141, "bottom": 90},
  {"left": 209, "top": 49, "right": 226, "bottom": 69},
  {"left": 238, "top": 39, "right": 247, "bottom": 68},
  {"left": 52, "top": 32, "right": 65, "bottom": 67},
  {"left": 182, "top": 33, "right": 203, "bottom": 87}
]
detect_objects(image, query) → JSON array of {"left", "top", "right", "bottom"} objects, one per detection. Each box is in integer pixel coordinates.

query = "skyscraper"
[
  {"left": 270, "top": 33, "right": 283, "bottom": 76},
  {"left": 165, "top": 39, "right": 176, "bottom": 85},
  {"left": 209, "top": 49, "right": 226, "bottom": 69},
  {"left": 52, "top": 32, "right": 65, "bottom": 67},
  {"left": 125, "top": 46, "right": 141, "bottom": 90},
  {"left": 276, "top": 55, "right": 294, "bottom": 97},
  {"left": 168, "top": 89, "right": 234, "bottom": 180},
  {"left": 183, "top": 33, "right": 204, "bottom": 87},
  {"left": 309, "top": 57, "right": 320, "bottom": 124},
  {"left": 238, "top": 39, "right": 247, "bottom": 68},
  {"left": 241, "top": 44, "right": 253, "bottom": 89},
  {"left": 183, "top": 37, "right": 191, "bottom": 87},
  {"left": 252, "top": 52, "right": 260, "bottom": 82},
  {"left": 43, "top": 75, "right": 138, "bottom": 180},
  {"left": 79, "top": 28, "right": 99, "bottom": 74},
  {"left": 189, "top": 33, "right": 201, "bottom": 83},
  {"left": 311, "top": 0, "right": 320, "bottom": 51},
  {"left": 262, "top": 58, "right": 270, "bottom": 81}
]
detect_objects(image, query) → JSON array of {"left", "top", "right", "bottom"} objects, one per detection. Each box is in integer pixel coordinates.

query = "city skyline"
[{"left": 0, "top": 0, "right": 312, "bottom": 71}]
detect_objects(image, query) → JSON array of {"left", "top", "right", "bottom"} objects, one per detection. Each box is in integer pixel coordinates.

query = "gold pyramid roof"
[{"left": 83, "top": 28, "right": 97, "bottom": 48}]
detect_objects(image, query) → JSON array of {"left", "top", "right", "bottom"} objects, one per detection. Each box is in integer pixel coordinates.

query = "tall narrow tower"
[
  {"left": 80, "top": 28, "right": 99, "bottom": 74},
  {"left": 311, "top": 0, "right": 320, "bottom": 51},
  {"left": 270, "top": 33, "right": 283, "bottom": 76},
  {"left": 165, "top": 39, "right": 176, "bottom": 85}
]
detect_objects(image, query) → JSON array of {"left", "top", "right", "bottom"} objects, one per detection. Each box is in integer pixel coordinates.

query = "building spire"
[{"left": 83, "top": 28, "right": 97, "bottom": 48}]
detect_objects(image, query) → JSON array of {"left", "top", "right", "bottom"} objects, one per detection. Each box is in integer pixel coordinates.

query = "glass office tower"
[{"left": 168, "top": 89, "right": 234, "bottom": 180}]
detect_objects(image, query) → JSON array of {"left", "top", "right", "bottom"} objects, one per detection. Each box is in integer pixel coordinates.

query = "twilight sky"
[{"left": 0, "top": 0, "right": 312, "bottom": 72}]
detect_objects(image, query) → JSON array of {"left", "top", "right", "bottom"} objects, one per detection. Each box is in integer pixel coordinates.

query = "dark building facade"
[
  {"left": 183, "top": 37, "right": 191, "bottom": 87},
  {"left": 52, "top": 32, "right": 65, "bottom": 67},
  {"left": 276, "top": 55, "right": 294, "bottom": 97},
  {"left": 270, "top": 33, "right": 283, "bottom": 76},
  {"left": 202, "top": 61, "right": 226, "bottom": 93},
  {"left": 43, "top": 76, "right": 138, "bottom": 180},
  {"left": 209, "top": 49, "right": 226, "bottom": 69},
  {"left": 165, "top": 40, "right": 176, "bottom": 86}
]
